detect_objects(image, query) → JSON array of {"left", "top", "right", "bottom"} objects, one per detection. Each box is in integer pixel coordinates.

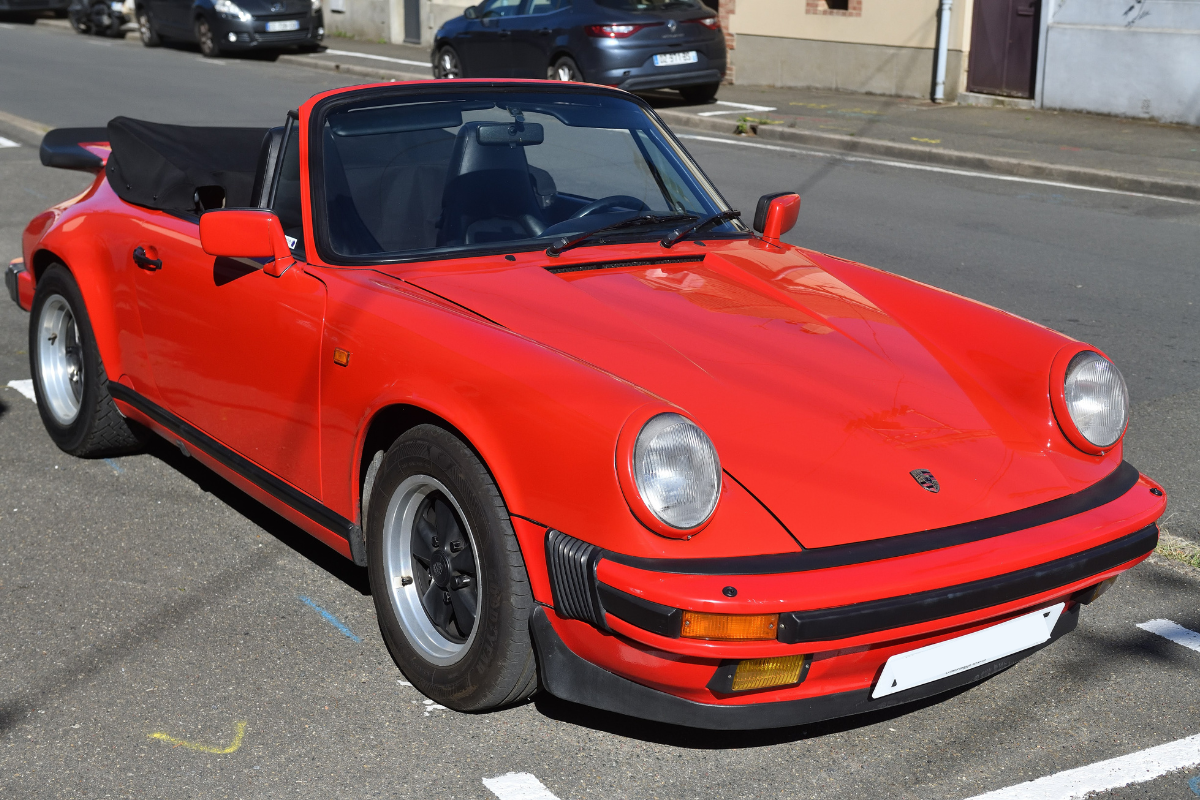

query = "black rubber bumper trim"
[
  {"left": 5, "top": 260, "right": 25, "bottom": 308},
  {"left": 530, "top": 603, "right": 1079, "bottom": 730},
  {"left": 604, "top": 461, "right": 1142, "bottom": 576},
  {"left": 109, "top": 383, "right": 358, "bottom": 544},
  {"left": 777, "top": 523, "right": 1157, "bottom": 644},
  {"left": 598, "top": 583, "right": 682, "bottom": 638}
]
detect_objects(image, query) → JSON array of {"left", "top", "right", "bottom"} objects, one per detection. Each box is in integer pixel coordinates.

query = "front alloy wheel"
[
  {"left": 195, "top": 17, "right": 220, "bottom": 57},
  {"left": 548, "top": 55, "right": 582, "bottom": 82},
  {"left": 138, "top": 8, "right": 161, "bottom": 46},
  {"left": 367, "top": 425, "right": 537, "bottom": 711}
]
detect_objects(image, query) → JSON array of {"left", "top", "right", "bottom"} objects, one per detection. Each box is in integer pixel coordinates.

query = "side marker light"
[
  {"left": 731, "top": 654, "right": 808, "bottom": 692},
  {"left": 681, "top": 611, "right": 778, "bottom": 640},
  {"left": 333, "top": 348, "right": 351, "bottom": 366}
]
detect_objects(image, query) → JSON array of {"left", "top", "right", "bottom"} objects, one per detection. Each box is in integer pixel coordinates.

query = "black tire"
[
  {"left": 366, "top": 425, "right": 537, "bottom": 711},
  {"left": 89, "top": 1, "right": 122, "bottom": 37},
  {"left": 195, "top": 16, "right": 221, "bottom": 57},
  {"left": 433, "top": 45, "right": 464, "bottom": 79},
  {"left": 67, "top": 6, "right": 91, "bottom": 33},
  {"left": 547, "top": 55, "right": 582, "bottom": 82},
  {"left": 137, "top": 7, "right": 161, "bottom": 46},
  {"left": 29, "top": 265, "right": 146, "bottom": 458},
  {"left": 678, "top": 82, "right": 720, "bottom": 104}
]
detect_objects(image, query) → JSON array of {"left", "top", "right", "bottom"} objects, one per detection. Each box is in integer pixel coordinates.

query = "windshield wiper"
[
  {"left": 545, "top": 213, "right": 697, "bottom": 257},
  {"left": 659, "top": 209, "right": 742, "bottom": 249}
]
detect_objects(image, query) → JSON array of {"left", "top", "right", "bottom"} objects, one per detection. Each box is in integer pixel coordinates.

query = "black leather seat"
[{"left": 437, "top": 122, "right": 546, "bottom": 247}]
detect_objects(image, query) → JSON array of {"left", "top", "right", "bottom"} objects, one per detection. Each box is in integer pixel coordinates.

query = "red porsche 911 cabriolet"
[{"left": 7, "top": 80, "right": 1164, "bottom": 729}]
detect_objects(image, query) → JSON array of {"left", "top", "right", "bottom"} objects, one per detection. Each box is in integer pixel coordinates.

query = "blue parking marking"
[{"left": 298, "top": 595, "right": 361, "bottom": 643}]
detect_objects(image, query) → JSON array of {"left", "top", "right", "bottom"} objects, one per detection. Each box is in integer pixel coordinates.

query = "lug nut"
[
  {"left": 449, "top": 540, "right": 464, "bottom": 553},
  {"left": 451, "top": 575, "right": 472, "bottom": 590}
]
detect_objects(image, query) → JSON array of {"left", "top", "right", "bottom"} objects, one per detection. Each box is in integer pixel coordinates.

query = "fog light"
[
  {"left": 228, "top": 32, "right": 237, "bottom": 42},
  {"left": 731, "top": 654, "right": 808, "bottom": 692},
  {"left": 317, "top": 26, "right": 324, "bottom": 36},
  {"left": 681, "top": 611, "right": 778, "bottom": 640}
]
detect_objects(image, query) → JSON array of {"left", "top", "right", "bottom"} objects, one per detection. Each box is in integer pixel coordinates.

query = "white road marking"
[
  {"left": 962, "top": 733, "right": 1200, "bottom": 800},
  {"left": 320, "top": 49, "right": 429, "bottom": 68},
  {"left": 0, "top": 136, "right": 19, "bottom": 148},
  {"left": 1138, "top": 619, "right": 1200, "bottom": 654},
  {"left": 483, "top": 772, "right": 561, "bottom": 800},
  {"left": 677, "top": 133, "right": 1200, "bottom": 206},
  {"left": 6, "top": 379, "right": 36, "bottom": 403},
  {"left": 697, "top": 100, "right": 777, "bottom": 117}
]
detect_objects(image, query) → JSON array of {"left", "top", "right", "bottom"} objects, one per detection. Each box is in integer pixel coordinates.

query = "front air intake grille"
[{"left": 545, "top": 529, "right": 607, "bottom": 629}]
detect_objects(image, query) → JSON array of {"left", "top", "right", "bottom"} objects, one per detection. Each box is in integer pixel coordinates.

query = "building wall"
[
  {"left": 1040, "top": 0, "right": 1200, "bottom": 125},
  {"left": 729, "top": 0, "right": 972, "bottom": 99},
  {"left": 324, "top": 0, "right": 392, "bottom": 42}
]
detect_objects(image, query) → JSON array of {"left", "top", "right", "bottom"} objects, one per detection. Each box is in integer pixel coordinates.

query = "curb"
[
  {"left": 655, "top": 109, "right": 1200, "bottom": 202},
  {"left": 276, "top": 54, "right": 428, "bottom": 84}
]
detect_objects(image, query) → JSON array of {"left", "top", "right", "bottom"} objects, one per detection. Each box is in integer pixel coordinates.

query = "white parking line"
[
  {"left": 320, "top": 49, "right": 429, "bottom": 69},
  {"left": 697, "top": 99, "right": 776, "bottom": 117},
  {"left": 1138, "top": 619, "right": 1200, "bottom": 654},
  {"left": 676, "top": 133, "right": 1200, "bottom": 206},
  {"left": 483, "top": 772, "right": 561, "bottom": 800},
  {"left": 962, "top": 733, "right": 1200, "bottom": 800},
  {"left": 6, "top": 379, "right": 36, "bottom": 403},
  {"left": 0, "top": 136, "right": 19, "bottom": 148}
]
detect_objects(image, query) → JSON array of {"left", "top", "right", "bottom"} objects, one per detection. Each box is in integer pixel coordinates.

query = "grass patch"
[
  {"left": 735, "top": 116, "right": 783, "bottom": 135},
  {"left": 1156, "top": 532, "right": 1200, "bottom": 569}
]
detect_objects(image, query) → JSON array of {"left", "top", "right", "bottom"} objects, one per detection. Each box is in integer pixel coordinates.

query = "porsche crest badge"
[{"left": 910, "top": 469, "right": 940, "bottom": 493}]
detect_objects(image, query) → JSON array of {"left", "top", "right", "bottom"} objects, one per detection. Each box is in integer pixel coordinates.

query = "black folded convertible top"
[{"left": 104, "top": 117, "right": 269, "bottom": 216}]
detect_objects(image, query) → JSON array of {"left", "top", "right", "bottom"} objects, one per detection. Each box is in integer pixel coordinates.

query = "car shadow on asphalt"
[
  {"left": 143, "top": 435, "right": 370, "bottom": 595},
  {"left": 532, "top": 680, "right": 980, "bottom": 748}
]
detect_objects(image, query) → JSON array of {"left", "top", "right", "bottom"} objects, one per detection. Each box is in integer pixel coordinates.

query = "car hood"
[{"left": 398, "top": 244, "right": 1103, "bottom": 549}]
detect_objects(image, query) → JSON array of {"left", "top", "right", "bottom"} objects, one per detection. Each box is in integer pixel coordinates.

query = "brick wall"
[{"left": 805, "top": 0, "right": 863, "bottom": 17}]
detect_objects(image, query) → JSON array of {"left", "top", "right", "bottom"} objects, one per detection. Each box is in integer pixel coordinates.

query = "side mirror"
[
  {"left": 464, "top": 5, "right": 478, "bottom": 18},
  {"left": 753, "top": 192, "right": 801, "bottom": 246},
  {"left": 199, "top": 209, "right": 294, "bottom": 278}
]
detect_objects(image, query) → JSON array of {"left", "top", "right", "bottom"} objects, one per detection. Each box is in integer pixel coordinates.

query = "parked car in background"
[
  {"left": 432, "top": 0, "right": 726, "bottom": 103},
  {"left": 68, "top": 0, "right": 132, "bottom": 37},
  {"left": 135, "top": 0, "right": 324, "bottom": 57},
  {"left": 0, "top": 0, "right": 69, "bottom": 22}
]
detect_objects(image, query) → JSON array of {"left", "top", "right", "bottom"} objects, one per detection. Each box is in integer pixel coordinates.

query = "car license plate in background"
[
  {"left": 872, "top": 603, "right": 1065, "bottom": 699},
  {"left": 653, "top": 51, "right": 699, "bottom": 67},
  {"left": 266, "top": 20, "right": 301, "bottom": 32}
]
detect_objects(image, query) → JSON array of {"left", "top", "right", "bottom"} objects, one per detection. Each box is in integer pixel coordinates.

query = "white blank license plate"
[
  {"left": 266, "top": 20, "right": 301, "bottom": 32},
  {"left": 872, "top": 603, "right": 1064, "bottom": 699},
  {"left": 653, "top": 51, "right": 698, "bottom": 67}
]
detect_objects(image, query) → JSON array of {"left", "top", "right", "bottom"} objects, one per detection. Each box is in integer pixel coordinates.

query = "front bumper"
[
  {"left": 533, "top": 462, "right": 1163, "bottom": 727},
  {"left": 213, "top": 11, "right": 323, "bottom": 50}
]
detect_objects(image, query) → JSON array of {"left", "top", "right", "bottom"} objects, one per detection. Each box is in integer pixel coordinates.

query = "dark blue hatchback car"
[{"left": 432, "top": 0, "right": 726, "bottom": 103}]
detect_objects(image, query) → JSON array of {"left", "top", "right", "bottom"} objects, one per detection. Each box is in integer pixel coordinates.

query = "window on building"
[{"left": 806, "top": 0, "right": 861, "bottom": 15}]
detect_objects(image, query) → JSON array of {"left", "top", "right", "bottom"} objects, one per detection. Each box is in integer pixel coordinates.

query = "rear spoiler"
[{"left": 40, "top": 127, "right": 110, "bottom": 173}]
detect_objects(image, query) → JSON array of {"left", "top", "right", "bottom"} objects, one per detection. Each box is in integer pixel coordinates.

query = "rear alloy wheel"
[
  {"left": 367, "top": 425, "right": 537, "bottom": 711},
  {"left": 433, "top": 45, "right": 463, "bottom": 79},
  {"left": 678, "top": 82, "right": 720, "bottom": 104},
  {"left": 30, "top": 265, "right": 146, "bottom": 457},
  {"left": 548, "top": 55, "right": 582, "bottom": 82},
  {"left": 195, "top": 17, "right": 221, "bottom": 57},
  {"left": 138, "top": 8, "right": 161, "bottom": 46}
]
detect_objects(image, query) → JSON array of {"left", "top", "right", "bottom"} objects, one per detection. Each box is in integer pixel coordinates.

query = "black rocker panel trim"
[
  {"left": 598, "top": 583, "right": 683, "bottom": 639},
  {"left": 110, "top": 383, "right": 357, "bottom": 543},
  {"left": 529, "top": 604, "right": 1080, "bottom": 730},
  {"left": 604, "top": 461, "right": 1142, "bottom": 576},
  {"left": 777, "top": 523, "right": 1157, "bottom": 644}
]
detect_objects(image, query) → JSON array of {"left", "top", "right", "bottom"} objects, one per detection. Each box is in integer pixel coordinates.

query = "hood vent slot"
[{"left": 545, "top": 255, "right": 704, "bottom": 275}]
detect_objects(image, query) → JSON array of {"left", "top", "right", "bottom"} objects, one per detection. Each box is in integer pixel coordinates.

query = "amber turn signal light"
[
  {"left": 680, "top": 611, "right": 779, "bottom": 641},
  {"left": 731, "top": 654, "right": 809, "bottom": 692}
]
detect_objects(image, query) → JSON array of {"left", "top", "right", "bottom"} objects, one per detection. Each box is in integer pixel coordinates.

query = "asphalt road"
[{"left": 1, "top": 21, "right": 1199, "bottom": 800}]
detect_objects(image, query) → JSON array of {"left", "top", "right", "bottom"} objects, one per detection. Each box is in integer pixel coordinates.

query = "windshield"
[{"left": 317, "top": 89, "right": 744, "bottom": 260}]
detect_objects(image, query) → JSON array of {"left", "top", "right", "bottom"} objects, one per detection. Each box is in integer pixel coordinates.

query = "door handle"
[
  {"left": 499, "top": 29, "right": 512, "bottom": 36},
  {"left": 1016, "top": 3, "right": 1035, "bottom": 15},
  {"left": 537, "top": 28, "right": 551, "bottom": 35},
  {"left": 133, "top": 245, "right": 162, "bottom": 271}
]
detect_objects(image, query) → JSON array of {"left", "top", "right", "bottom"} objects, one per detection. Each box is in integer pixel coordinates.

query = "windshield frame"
[{"left": 306, "top": 82, "right": 747, "bottom": 267}]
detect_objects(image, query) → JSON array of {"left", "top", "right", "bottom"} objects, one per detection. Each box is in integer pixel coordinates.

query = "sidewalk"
[{"left": 27, "top": 18, "right": 1200, "bottom": 199}]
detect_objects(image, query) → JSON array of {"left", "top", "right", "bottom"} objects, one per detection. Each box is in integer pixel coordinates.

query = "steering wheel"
[{"left": 569, "top": 195, "right": 649, "bottom": 219}]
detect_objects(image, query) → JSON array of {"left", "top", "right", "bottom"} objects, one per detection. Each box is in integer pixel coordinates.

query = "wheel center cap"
[{"left": 430, "top": 553, "right": 451, "bottom": 587}]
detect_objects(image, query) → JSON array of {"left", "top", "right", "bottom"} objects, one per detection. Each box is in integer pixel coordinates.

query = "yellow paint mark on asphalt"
[
  {"left": 149, "top": 721, "right": 247, "bottom": 754},
  {"left": 911, "top": 137, "right": 942, "bottom": 144}
]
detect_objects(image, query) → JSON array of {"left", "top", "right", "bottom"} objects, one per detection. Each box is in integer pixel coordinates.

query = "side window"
[
  {"left": 479, "top": 0, "right": 521, "bottom": 17},
  {"left": 527, "top": 0, "right": 553, "bottom": 13},
  {"left": 269, "top": 122, "right": 305, "bottom": 259}
]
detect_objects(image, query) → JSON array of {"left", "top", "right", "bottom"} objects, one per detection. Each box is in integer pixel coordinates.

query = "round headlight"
[
  {"left": 632, "top": 413, "right": 721, "bottom": 530},
  {"left": 1063, "top": 351, "right": 1128, "bottom": 448}
]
